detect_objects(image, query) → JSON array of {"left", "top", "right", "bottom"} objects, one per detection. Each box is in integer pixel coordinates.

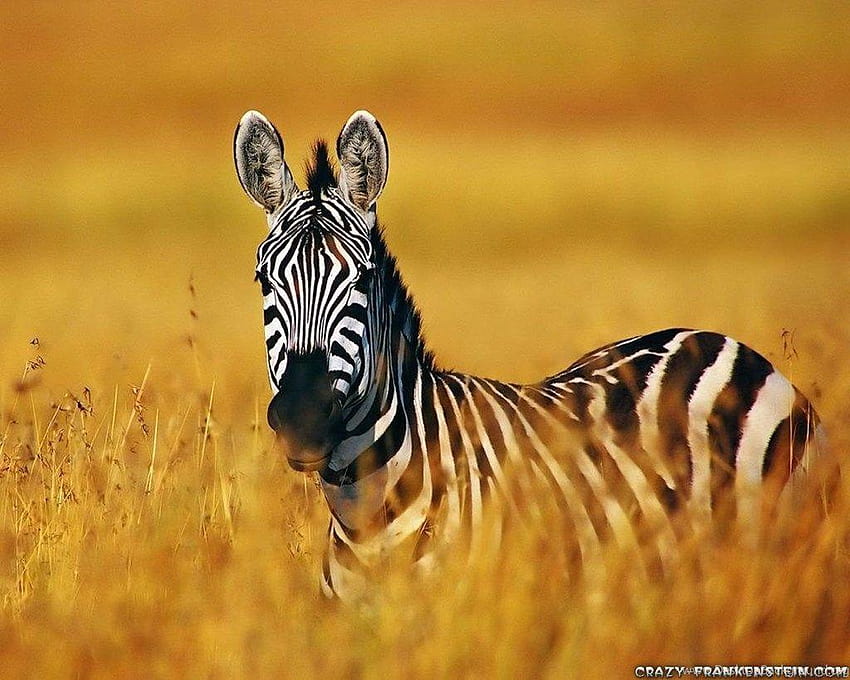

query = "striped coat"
[{"left": 234, "top": 109, "right": 823, "bottom": 601}]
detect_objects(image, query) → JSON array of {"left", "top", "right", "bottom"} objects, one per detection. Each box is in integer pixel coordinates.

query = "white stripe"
[
  {"left": 263, "top": 317, "right": 285, "bottom": 341},
  {"left": 441, "top": 380, "right": 484, "bottom": 553},
  {"left": 735, "top": 370, "right": 794, "bottom": 525},
  {"left": 467, "top": 378, "right": 522, "bottom": 456},
  {"left": 583, "top": 381, "right": 678, "bottom": 572},
  {"left": 334, "top": 333, "right": 359, "bottom": 359},
  {"left": 331, "top": 389, "right": 397, "bottom": 471},
  {"left": 485, "top": 384, "right": 602, "bottom": 566},
  {"left": 449, "top": 376, "right": 515, "bottom": 506},
  {"left": 348, "top": 289, "right": 368, "bottom": 307},
  {"left": 383, "top": 428, "right": 432, "bottom": 545},
  {"left": 591, "top": 348, "right": 665, "bottom": 384},
  {"left": 433, "top": 381, "right": 461, "bottom": 543},
  {"left": 327, "top": 525, "right": 368, "bottom": 599},
  {"left": 470, "top": 379, "right": 543, "bottom": 524},
  {"left": 686, "top": 337, "right": 738, "bottom": 523},
  {"left": 546, "top": 385, "right": 646, "bottom": 572},
  {"left": 636, "top": 330, "right": 694, "bottom": 488},
  {"left": 564, "top": 334, "right": 641, "bottom": 373}
]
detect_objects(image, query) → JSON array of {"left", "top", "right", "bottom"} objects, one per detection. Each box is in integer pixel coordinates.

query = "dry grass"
[
  {"left": 0, "top": 363, "right": 848, "bottom": 678},
  {"left": 1, "top": 2, "right": 849, "bottom": 678}
]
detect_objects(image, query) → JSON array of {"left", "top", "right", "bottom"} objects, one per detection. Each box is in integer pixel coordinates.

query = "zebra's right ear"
[
  {"left": 336, "top": 110, "right": 389, "bottom": 213},
  {"left": 234, "top": 110, "right": 297, "bottom": 213}
]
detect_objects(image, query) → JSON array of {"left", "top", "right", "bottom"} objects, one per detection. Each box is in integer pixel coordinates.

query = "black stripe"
[
  {"left": 434, "top": 380, "right": 475, "bottom": 541},
  {"left": 707, "top": 343, "right": 773, "bottom": 515},
  {"left": 382, "top": 445, "right": 426, "bottom": 525},
  {"left": 657, "top": 332, "right": 727, "bottom": 494},
  {"left": 470, "top": 387, "right": 512, "bottom": 471},
  {"left": 319, "top": 400, "right": 407, "bottom": 486},
  {"left": 708, "top": 344, "right": 773, "bottom": 460},
  {"left": 559, "top": 327, "right": 688, "bottom": 377},
  {"left": 603, "top": 349, "right": 667, "bottom": 441},
  {"left": 322, "top": 547, "right": 333, "bottom": 593},
  {"left": 762, "top": 396, "right": 815, "bottom": 479}
]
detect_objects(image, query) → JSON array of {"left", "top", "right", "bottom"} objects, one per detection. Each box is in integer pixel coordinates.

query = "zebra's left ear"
[
  {"left": 234, "top": 110, "right": 297, "bottom": 213},
  {"left": 336, "top": 110, "right": 389, "bottom": 213}
]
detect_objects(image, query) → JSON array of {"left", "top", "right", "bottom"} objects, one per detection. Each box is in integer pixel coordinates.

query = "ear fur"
[
  {"left": 234, "top": 110, "right": 297, "bottom": 212},
  {"left": 336, "top": 110, "right": 389, "bottom": 212}
]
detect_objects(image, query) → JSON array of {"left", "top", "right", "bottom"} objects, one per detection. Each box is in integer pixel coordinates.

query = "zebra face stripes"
[
  {"left": 234, "top": 110, "right": 823, "bottom": 602},
  {"left": 235, "top": 111, "right": 390, "bottom": 472},
  {"left": 256, "top": 191, "right": 374, "bottom": 391}
]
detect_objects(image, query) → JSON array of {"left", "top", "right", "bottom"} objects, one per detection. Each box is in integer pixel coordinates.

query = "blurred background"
[{"left": 1, "top": 1, "right": 848, "bottom": 401}]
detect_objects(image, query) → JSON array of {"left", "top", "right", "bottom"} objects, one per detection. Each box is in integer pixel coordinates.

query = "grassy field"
[{"left": 1, "top": 2, "right": 849, "bottom": 677}]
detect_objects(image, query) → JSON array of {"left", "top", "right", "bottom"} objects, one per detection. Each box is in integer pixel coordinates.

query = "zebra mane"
[
  {"left": 371, "top": 227, "right": 436, "bottom": 371},
  {"left": 305, "top": 140, "right": 338, "bottom": 198}
]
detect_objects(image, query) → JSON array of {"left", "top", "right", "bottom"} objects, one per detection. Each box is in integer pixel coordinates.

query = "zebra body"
[{"left": 234, "top": 110, "right": 821, "bottom": 601}]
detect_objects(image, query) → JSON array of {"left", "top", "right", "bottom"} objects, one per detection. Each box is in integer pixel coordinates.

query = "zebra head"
[{"left": 234, "top": 110, "right": 389, "bottom": 472}]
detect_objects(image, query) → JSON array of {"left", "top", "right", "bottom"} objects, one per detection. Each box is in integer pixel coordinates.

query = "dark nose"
[{"left": 268, "top": 351, "right": 343, "bottom": 472}]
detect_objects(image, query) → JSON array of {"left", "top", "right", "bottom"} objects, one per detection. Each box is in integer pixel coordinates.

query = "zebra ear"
[
  {"left": 336, "top": 110, "right": 389, "bottom": 212},
  {"left": 234, "top": 110, "right": 297, "bottom": 213}
]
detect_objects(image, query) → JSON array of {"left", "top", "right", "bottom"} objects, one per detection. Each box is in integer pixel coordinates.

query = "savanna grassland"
[{"left": 1, "top": 2, "right": 849, "bottom": 677}]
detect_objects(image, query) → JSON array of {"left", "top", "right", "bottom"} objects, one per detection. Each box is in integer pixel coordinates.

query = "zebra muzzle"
[{"left": 267, "top": 352, "right": 345, "bottom": 472}]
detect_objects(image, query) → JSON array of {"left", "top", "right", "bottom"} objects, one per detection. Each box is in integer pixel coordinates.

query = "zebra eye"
[
  {"left": 356, "top": 264, "right": 376, "bottom": 289},
  {"left": 254, "top": 269, "right": 272, "bottom": 293}
]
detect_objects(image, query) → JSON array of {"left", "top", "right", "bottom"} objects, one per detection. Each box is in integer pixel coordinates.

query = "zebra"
[{"left": 233, "top": 109, "right": 823, "bottom": 601}]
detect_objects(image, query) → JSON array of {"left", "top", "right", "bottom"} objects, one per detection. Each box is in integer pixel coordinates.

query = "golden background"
[{"left": 1, "top": 2, "right": 848, "bottom": 676}]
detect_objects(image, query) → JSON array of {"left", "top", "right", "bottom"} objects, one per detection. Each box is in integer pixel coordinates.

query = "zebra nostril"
[{"left": 268, "top": 350, "right": 345, "bottom": 455}]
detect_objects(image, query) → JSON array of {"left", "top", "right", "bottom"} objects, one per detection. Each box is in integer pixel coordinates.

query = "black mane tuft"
[
  {"left": 371, "top": 226, "right": 436, "bottom": 371},
  {"left": 305, "top": 144, "right": 435, "bottom": 368},
  {"left": 305, "top": 140, "right": 338, "bottom": 198}
]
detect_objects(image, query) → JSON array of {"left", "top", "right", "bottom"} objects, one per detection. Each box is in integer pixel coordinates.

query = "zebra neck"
[
  {"left": 320, "top": 232, "right": 502, "bottom": 541},
  {"left": 318, "top": 324, "right": 424, "bottom": 531},
  {"left": 314, "top": 239, "right": 433, "bottom": 482}
]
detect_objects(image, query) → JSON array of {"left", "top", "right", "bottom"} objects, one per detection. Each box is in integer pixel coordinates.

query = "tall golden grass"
[
  {"left": 0, "top": 353, "right": 847, "bottom": 677},
  {"left": 1, "top": 2, "right": 849, "bottom": 677}
]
